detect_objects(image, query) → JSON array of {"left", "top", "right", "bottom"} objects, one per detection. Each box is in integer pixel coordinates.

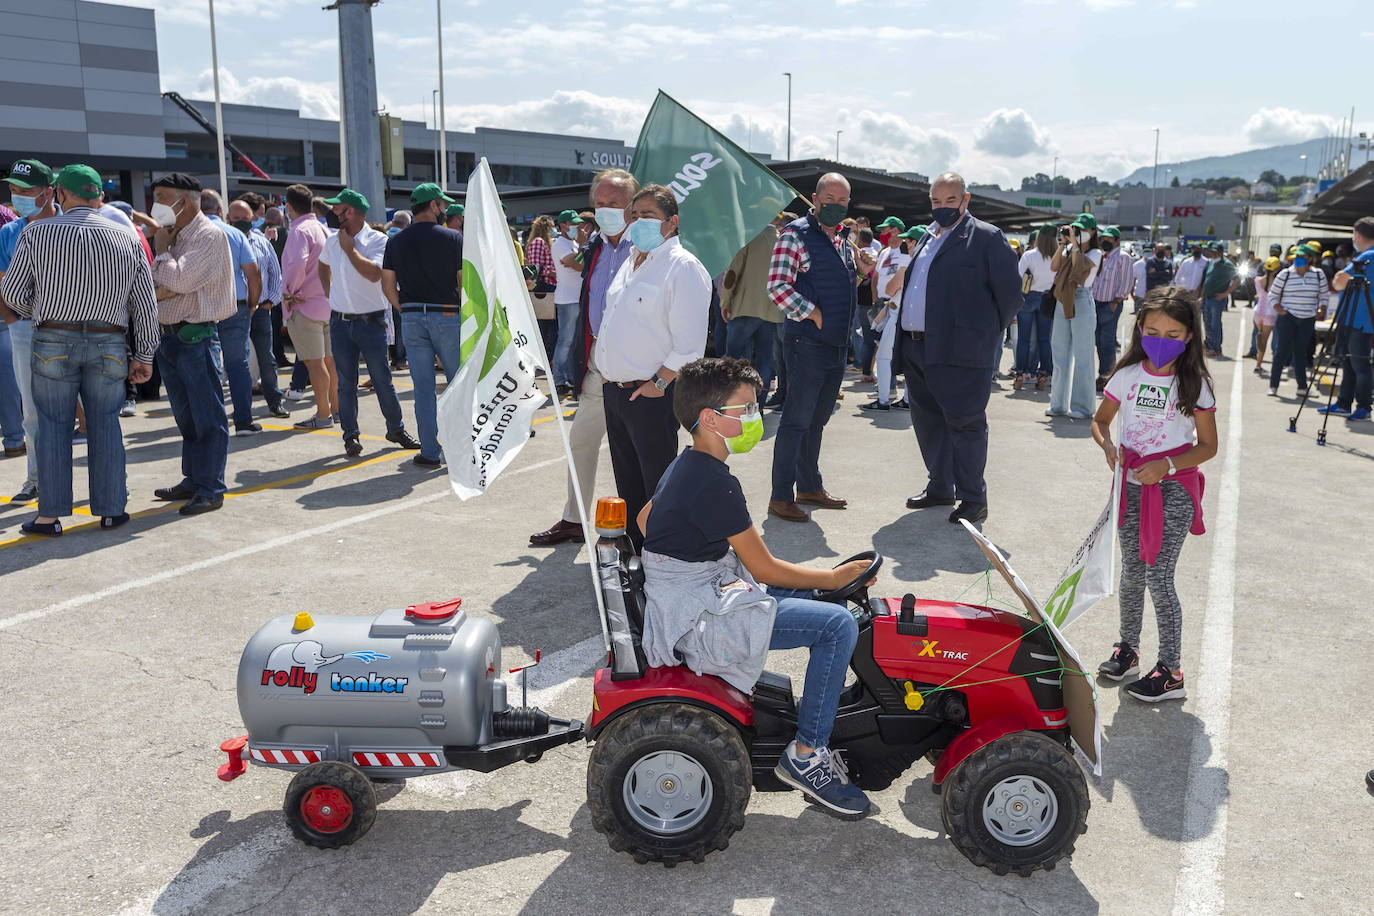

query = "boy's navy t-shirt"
[
  {"left": 381, "top": 221, "right": 463, "bottom": 305},
  {"left": 643, "top": 447, "right": 752, "bottom": 562}
]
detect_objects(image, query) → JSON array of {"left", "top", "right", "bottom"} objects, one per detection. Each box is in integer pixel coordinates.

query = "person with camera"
[
  {"left": 1318, "top": 216, "right": 1374, "bottom": 421},
  {"left": 1048, "top": 214, "right": 1102, "bottom": 419}
]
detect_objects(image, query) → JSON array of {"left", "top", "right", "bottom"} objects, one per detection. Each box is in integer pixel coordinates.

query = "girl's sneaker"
[
  {"left": 774, "top": 742, "right": 870, "bottom": 818},
  {"left": 1125, "top": 663, "right": 1186, "bottom": 702},
  {"left": 1097, "top": 642, "right": 1139, "bottom": 681}
]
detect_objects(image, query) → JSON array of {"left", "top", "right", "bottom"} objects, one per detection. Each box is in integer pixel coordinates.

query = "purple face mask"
[{"left": 1141, "top": 335, "right": 1188, "bottom": 368}]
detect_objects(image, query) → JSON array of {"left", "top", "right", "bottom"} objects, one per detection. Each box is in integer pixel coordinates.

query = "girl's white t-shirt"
[
  {"left": 1017, "top": 249, "right": 1055, "bottom": 292},
  {"left": 1104, "top": 361, "right": 1216, "bottom": 483}
]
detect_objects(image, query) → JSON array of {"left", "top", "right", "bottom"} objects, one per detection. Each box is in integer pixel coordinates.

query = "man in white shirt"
[
  {"left": 1174, "top": 244, "right": 1206, "bottom": 294},
  {"left": 860, "top": 224, "right": 913, "bottom": 410},
  {"left": 1130, "top": 252, "right": 1148, "bottom": 312},
  {"left": 594, "top": 185, "right": 711, "bottom": 547},
  {"left": 319, "top": 189, "right": 420, "bottom": 457},
  {"left": 550, "top": 208, "right": 584, "bottom": 397}
]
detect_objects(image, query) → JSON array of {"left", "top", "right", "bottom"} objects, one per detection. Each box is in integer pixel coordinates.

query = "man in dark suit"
[{"left": 898, "top": 172, "right": 1022, "bottom": 523}]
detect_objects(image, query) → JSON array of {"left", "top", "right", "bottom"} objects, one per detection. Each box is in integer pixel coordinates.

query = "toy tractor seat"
[{"left": 601, "top": 542, "right": 650, "bottom": 681}]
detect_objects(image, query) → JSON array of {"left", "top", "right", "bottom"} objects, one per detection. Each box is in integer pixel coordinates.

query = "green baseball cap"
[
  {"left": 555, "top": 208, "right": 583, "bottom": 224},
  {"left": 1295, "top": 243, "right": 1317, "bottom": 258},
  {"left": 1207, "top": 240, "right": 1224, "bottom": 251},
  {"left": 876, "top": 216, "right": 905, "bottom": 231},
  {"left": 1100, "top": 226, "right": 1121, "bottom": 239},
  {"left": 410, "top": 182, "right": 453, "bottom": 206},
  {"left": 323, "top": 188, "right": 369, "bottom": 212},
  {"left": 54, "top": 163, "right": 102, "bottom": 199},
  {"left": 446, "top": 203, "right": 464, "bottom": 217},
  {"left": 5, "top": 158, "right": 53, "bottom": 189},
  {"left": 1069, "top": 213, "right": 1098, "bottom": 231},
  {"left": 899, "top": 224, "right": 928, "bottom": 240}
]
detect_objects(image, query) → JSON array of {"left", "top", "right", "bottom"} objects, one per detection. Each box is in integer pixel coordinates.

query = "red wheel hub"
[{"left": 300, "top": 785, "right": 353, "bottom": 833}]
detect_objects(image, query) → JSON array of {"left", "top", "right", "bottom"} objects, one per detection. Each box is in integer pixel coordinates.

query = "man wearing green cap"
[
  {"left": 550, "top": 208, "right": 585, "bottom": 395},
  {"left": 1200, "top": 241, "right": 1240, "bottom": 356},
  {"left": 1091, "top": 225, "right": 1133, "bottom": 384},
  {"left": 875, "top": 215, "right": 905, "bottom": 248},
  {"left": 1266, "top": 243, "right": 1329, "bottom": 397},
  {"left": 381, "top": 182, "right": 463, "bottom": 467},
  {"left": 0, "top": 158, "right": 58, "bottom": 497},
  {"left": 444, "top": 203, "right": 464, "bottom": 233},
  {"left": 320, "top": 188, "right": 420, "bottom": 456},
  {"left": 1, "top": 163, "right": 158, "bottom": 535}
]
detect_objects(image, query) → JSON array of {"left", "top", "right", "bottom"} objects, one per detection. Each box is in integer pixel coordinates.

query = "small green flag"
[{"left": 630, "top": 91, "right": 800, "bottom": 278}]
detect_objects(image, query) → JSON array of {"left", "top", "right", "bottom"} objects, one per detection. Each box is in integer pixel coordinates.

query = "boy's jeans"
[{"left": 766, "top": 587, "right": 859, "bottom": 749}]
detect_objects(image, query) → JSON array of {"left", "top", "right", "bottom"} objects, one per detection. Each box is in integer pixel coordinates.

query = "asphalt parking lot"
[{"left": 3, "top": 307, "right": 1372, "bottom": 915}]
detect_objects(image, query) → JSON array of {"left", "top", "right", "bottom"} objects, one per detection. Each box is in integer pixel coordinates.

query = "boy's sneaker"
[
  {"left": 1125, "top": 663, "right": 1186, "bottom": 702},
  {"left": 1097, "top": 642, "right": 1139, "bottom": 681},
  {"left": 774, "top": 741, "right": 870, "bottom": 818},
  {"left": 1349, "top": 408, "right": 1371, "bottom": 421},
  {"left": 1318, "top": 404, "right": 1352, "bottom": 416}
]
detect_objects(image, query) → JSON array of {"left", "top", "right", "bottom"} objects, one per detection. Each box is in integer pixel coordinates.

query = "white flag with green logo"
[
  {"left": 436, "top": 158, "right": 545, "bottom": 500},
  {"left": 1044, "top": 492, "right": 1116, "bottom": 628}
]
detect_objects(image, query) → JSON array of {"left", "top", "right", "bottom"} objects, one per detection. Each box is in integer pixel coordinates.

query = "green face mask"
[
  {"left": 817, "top": 202, "right": 848, "bottom": 227},
  {"left": 714, "top": 405, "right": 764, "bottom": 454}
]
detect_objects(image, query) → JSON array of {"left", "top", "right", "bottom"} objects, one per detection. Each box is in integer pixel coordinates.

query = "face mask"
[
  {"left": 1141, "top": 335, "right": 1188, "bottom": 368},
  {"left": 1294, "top": 257, "right": 1309, "bottom": 269},
  {"left": 594, "top": 207, "right": 626, "bottom": 237},
  {"left": 931, "top": 206, "right": 962, "bottom": 228},
  {"left": 714, "top": 407, "right": 763, "bottom": 454},
  {"left": 231, "top": 220, "right": 252, "bottom": 235},
  {"left": 9, "top": 193, "right": 41, "bottom": 218},
  {"left": 563, "top": 225, "right": 577, "bottom": 239},
  {"left": 1101, "top": 240, "right": 1114, "bottom": 251},
  {"left": 387, "top": 227, "right": 400, "bottom": 238},
  {"left": 151, "top": 199, "right": 179, "bottom": 228},
  {"left": 252, "top": 216, "right": 265, "bottom": 229},
  {"left": 816, "top": 202, "right": 847, "bottom": 227},
  {"left": 629, "top": 217, "right": 665, "bottom": 252}
]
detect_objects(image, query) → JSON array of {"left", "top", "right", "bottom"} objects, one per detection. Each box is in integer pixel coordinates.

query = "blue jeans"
[
  {"left": 289, "top": 359, "right": 309, "bottom": 392},
  {"left": 552, "top": 300, "right": 580, "bottom": 387},
  {"left": 724, "top": 316, "right": 777, "bottom": 391},
  {"left": 1095, "top": 299, "right": 1122, "bottom": 376},
  {"left": 331, "top": 312, "right": 405, "bottom": 438},
  {"left": 0, "top": 322, "right": 25, "bottom": 448},
  {"left": 217, "top": 302, "right": 253, "bottom": 427},
  {"left": 1202, "top": 295, "right": 1225, "bottom": 353},
  {"left": 1335, "top": 325, "right": 1373, "bottom": 410},
  {"left": 30, "top": 327, "right": 128, "bottom": 517},
  {"left": 401, "top": 309, "right": 463, "bottom": 461},
  {"left": 1050, "top": 287, "right": 1097, "bottom": 417},
  {"left": 158, "top": 330, "right": 228, "bottom": 498},
  {"left": 771, "top": 335, "right": 846, "bottom": 501},
  {"left": 771, "top": 321, "right": 787, "bottom": 398},
  {"left": 1269, "top": 312, "right": 1317, "bottom": 390},
  {"left": 1015, "top": 292, "right": 1052, "bottom": 375},
  {"left": 7, "top": 318, "right": 38, "bottom": 484},
  {"left": 251, "top": 305, "right": 282, "bottom": 409},
  {"left": 767, "top": 587, "right": 859, "bottom": 749}
]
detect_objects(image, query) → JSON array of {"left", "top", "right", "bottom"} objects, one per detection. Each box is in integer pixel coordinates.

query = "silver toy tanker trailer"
[{"left": 216, "top": 598, "right": 582, "bottom": 847}]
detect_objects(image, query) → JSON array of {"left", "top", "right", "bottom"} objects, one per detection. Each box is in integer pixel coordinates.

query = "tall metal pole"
[
  {"left": 337, "top": 38, "right": 346, "bottom": 185},
  {"left": 835, "top": 130, "right": 841, "bottom": 161},
  {"left": 787, "top": 73, "right": 793, "bottom": 161},
  {"left": 432, "top": 89, "right": 439, "bottom": 180},
  {"left": 207, "top": 0, "right": 228, "bottom": 197},
  {"left": 1149, "top": 127, "right": 1160, "bottom": 244},
  {"left": 336, "top": 0, "right": 384, "bottom": 219},
  {"left": 437, "top": 0, "right": 447, "bottom": 190}
]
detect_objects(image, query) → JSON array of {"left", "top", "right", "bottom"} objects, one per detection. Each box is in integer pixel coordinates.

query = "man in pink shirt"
[{"left": 280, "top": 183, "right": 337, "bottom": 428}]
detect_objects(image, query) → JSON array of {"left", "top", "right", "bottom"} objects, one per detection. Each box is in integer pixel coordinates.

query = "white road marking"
[
  {"left": 0, "top": 454, "right": 570, "bottom": 632},
  {"left": 1172, "top": 311, "right": 1245, "bottom": 915}
]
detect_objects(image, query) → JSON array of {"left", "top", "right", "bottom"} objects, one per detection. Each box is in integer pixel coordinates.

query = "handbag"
[
  {"left": 868, "top": 299, "right": 890, "bottom": 331},
  {"left": 1021, "top": 268, "right": 1035, "bottom": 295}
]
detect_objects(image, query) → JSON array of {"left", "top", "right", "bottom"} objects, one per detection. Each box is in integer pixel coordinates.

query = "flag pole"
[{"left": 1108, "top": 414, "right": 1123, "bottom": 598}]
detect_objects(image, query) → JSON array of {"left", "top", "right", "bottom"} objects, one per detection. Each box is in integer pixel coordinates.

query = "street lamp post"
[
  {"left": 783, "top": 73, "right": 793, "bottom": 161},
  {"left": 207, "top": 0, "right": 228, "bottom": 197},
  {"left": 835, "top": 130, "right": 842, "bottom": 161},
  {"left": 431, "top": 89, "right": 439, "bottom": 181},
  {"left": 436, "top": 0, "right": 447, "bottom": 190},
  {"left": 1149, "top": 127, "right": 1160, "bottom": 244}
]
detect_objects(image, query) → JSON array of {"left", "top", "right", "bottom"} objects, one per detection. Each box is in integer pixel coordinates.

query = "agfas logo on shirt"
[{"left": 1136, "top": 383, "right": 1169, "bottom": 413}]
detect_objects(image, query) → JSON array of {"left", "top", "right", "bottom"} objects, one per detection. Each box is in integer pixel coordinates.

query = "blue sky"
[{"left": 107, "top": 0, "right": 1368, "bottom": 186}]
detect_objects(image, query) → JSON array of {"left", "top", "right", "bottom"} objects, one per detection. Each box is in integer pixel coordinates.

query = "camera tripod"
[{"left": 1288, "top": 265, "right": 1374, "bottom": 445}]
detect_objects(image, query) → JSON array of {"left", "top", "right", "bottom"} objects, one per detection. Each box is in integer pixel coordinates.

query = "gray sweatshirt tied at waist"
[{"left": 640, "top": 548, "right": 778, "bottom": 693}]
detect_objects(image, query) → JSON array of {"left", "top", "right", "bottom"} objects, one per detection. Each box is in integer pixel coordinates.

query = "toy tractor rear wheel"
[
  {"left": 588, "top": 704, "right": 750, "bottom": 867},
  {"left": 940, "top": 731, "right": 1088, "bottom": 877},
  {"left": 283, "top": 760, "right": 377, "bottom": 849}
]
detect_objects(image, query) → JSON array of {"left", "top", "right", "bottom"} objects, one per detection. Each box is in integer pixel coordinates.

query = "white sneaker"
[
  {"left": 119, "top": 399, "right": 136, "bottom": 417},
  {"left": 1268, "top": 388, "right": 1279, "bottom": 397},
  {"left": 1296, "top": 387, "right": 1309, "bottom": 398},
  {"left": 283, "top": 388, "right": 308, "bottom": 402}
]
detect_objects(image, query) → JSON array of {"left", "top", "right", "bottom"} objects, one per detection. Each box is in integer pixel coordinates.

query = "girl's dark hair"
[
  {"left": 673, "top": 357, "right": 761, "bottom": 431},
  {"left": 1113, "top": 285, "right": 1213, "bottom": 416}
]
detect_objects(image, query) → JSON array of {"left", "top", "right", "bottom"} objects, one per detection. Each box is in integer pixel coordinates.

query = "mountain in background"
[{"left": 1115, "top": 137, "right": 1340, "bottom": 186}]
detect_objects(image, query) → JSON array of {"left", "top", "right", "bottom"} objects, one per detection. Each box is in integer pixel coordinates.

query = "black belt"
[
  {"left": 401, "top": 305, "right": 461, "bottom": 314},
  {"left": 335, "top": 310, "right": 387, "bottom": 322},
  {"left": 615, "top": 380, "right": 650, "bottom": 389},
  {"left": 904, "top": 330, "right": 926, "bottom": 341},
  {"left": 236, "top": 299, "right": 247, "bottom": 307},
  {"left": 36, "top": 321, "right": 123, "bottom": 334}
]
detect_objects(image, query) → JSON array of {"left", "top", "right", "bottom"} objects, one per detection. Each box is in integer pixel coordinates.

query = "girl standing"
[
  {"left": 1251, "top": 254, "right": 1280, "bottom": 375},
  {"left": 1048, "top": 214, "right": 1103, "bottom": 418},
  {"left": 1015, "top": 225, "right": 1057, "bottom": 391},
  {"left": 1091, "top": 287, "right": 1218, "bottom": 702}
]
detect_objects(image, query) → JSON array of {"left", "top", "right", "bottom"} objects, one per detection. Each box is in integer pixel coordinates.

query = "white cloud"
[
  {"left": 813, "top": 109, "right": 960, "bottom": 174},
  {"left": 197, "top": 67, "right": 339, "bottom": 120},
  {"left": 1243, "top": 107, "right": 1338, "bottom": 145},
  {"left": 1082, "top": 0, "right": 1132, "bottom": 9},
  {"left": 974, "top": 108, "right": 1050, "bottom": 158},
  {"left": 439, "top": 90, "right": 649, "bottom": 140}
]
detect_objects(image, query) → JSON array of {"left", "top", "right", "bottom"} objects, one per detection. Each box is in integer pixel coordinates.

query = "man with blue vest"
[
  {"left": 899, "top": 172, "right": 1022, "bottom": 524},
  {"left": 766, "top": 172, "right": 857, "bottom": 522}
]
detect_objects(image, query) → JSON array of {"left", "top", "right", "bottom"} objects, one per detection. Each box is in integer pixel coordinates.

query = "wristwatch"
[
  {"left": 1166, "top": 457, "right": 1177, "bottom": 476},
  {"left": 651, "top": 374, "right": 669, "bottom": 392}
]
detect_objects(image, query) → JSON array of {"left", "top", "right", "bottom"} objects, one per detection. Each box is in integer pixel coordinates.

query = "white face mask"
[
  {"left": 151, "top": 197, "right": 180, "bottom": 227},
  {"left": 594, "top": 207, "right": 627, "bottom": 237}
]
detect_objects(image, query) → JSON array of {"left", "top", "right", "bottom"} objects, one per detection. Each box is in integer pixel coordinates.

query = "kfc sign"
[{"left": 1170, "top": 206, "right": 1204, "bottom": 218}]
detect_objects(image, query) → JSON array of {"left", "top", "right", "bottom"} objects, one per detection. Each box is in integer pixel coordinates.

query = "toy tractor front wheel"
[
  {"left": 587, "top": 704, "right": 750, "bottom": 866},
  {"left": 283, "top": 760, "right": 377, "bottom": 849},
  {"left": 940, "top": 731, "right": 1088, "bottom": 877}
]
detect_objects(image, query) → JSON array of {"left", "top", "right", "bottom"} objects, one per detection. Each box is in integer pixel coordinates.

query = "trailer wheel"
[
  {"left": 587, "top": 704, "right": 750, "bottom": 866},
  {"left": 283, "top": 761, "right": 377, "bottom": 849},
  {"left": 941, "top": 731, "right": 1088, "bottom": 877}
]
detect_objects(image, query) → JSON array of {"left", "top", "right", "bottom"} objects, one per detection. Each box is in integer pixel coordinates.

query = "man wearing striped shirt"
[
  {"left": 0, "top": 164, "right": 156, "bottom": 536},
  {"left": 148, "top": 172, "right": 237, "bottom": 516},
  {"left": 227, "top": 197, "right": 288, "bottom": 420},
  {"left": 1267, "top": 243, "right": 1330, "bottom": 397},
  {"left": 1092, "top": 226, "right": 1133, "bottom": 385}
]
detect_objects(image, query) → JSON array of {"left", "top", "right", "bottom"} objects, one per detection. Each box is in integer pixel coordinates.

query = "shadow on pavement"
[
  {"left": 1041, "top": 418, "right": 1095, "bottom": 440},
  {"left": 295, "top": 458, "right": 428, "bottom": 509},
  {"left": 759, "top": 513, "right": 839, "bottom": 564},
  {"left": 872, "top": 509, "right": 996, "bottom": 584}
]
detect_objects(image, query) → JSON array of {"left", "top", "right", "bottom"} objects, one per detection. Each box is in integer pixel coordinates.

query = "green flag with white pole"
[{"left": 630, "top": 90, "right": 800, "bottom": 278}]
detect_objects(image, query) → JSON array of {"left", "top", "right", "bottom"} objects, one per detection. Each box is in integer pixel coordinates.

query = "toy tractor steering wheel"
[{"left": 812, "top": 550, "right": 882, "bottom": 607}]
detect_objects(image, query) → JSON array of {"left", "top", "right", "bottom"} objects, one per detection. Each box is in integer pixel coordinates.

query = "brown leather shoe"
[
  {"left": 796, "top": 490, "right": 847, "bottom": 509},
  {"left": 529, "top": 518, "right": 584, "bottom": 545},
  {"left": 767, "top": 500, "right": 809, "bottom": 522}
]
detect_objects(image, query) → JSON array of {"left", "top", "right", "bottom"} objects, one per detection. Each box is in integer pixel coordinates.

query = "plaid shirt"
[
  {"left": 1091, "top": 246, "right": 1133, "bottom": 301},
  {"left": 247, "top": 227, "right": 282, "bottom": 305},
  {"left": 525, "top": 235, "right": 556, "bottom": 286},
  {"left": 767, "top": 218, "right": 850, "bottom": 320}
]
